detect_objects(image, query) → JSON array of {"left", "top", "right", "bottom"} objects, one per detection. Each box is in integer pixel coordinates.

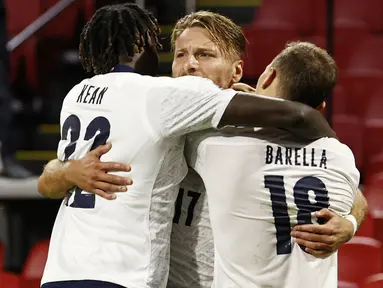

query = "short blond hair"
[{"left": 171, "top": 11, "right": 246, "bottom": 60}]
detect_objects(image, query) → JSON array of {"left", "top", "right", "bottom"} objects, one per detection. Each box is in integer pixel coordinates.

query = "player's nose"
[{"left": 184, "top": 55, "right": 199, "bottom": 74}]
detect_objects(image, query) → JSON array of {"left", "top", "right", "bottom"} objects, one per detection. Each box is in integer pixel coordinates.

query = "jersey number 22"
[{"left": 61, "top": 114, "right": 111, "bottom": 209}]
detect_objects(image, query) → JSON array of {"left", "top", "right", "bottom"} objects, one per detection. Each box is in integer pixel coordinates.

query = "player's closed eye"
[{"left": 199, "top": 52, "right": 211, "bottom": 58}]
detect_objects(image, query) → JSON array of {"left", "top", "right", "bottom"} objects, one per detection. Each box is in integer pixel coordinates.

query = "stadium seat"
[
  {"left": 40, "top": 0, "right": 83, "bottom": 40},
  {"left": 332, "top": 84, "right": 347, "bottom": 115},
  {"left": 332, "top": 115, "right": 363, "bottom": 169},
  {"left": 9, "top": 36, "right": 38, "bottom": 87},
  {"left": 0, "top": 272, "right": 20, "bottom": 288},
  {"left": 306, "top": 27, "right": 368, "bottom": 71},
  {"left": 356, "top": 212, "right": 375, "bottom": 238},
  {"left": 363, "top": 85, "right": 383, "bottom": 166},
  {"left": 251, "top": 0, "right": 316, "bottom": 35},
  {"left": 373, "top": 218, "right": 383, "bottom": 254},
  {"left": 365, "top": 154, "right": 383, "bottom": 183},
  {"left": 338, "top": 281, "right": 359, "bottom": 288},
  {"left": 363, "top": 273, "right": 383, "bottom": 288},
  {"left": 84, "top": 0, "right": 96, "bottom": 21},
  {"left": 22, "top": 239, "right": 49, "bottom": 280},
  {"left": 363, "top": 179, "right": 383, "bottom": 211},
  {"left": 333, "top": 25, "right": 369, "bottom": 70},
  {"left": 338, "top": 74, "right": 383, "bottom": 118},
  {"left": 0, "top": 242, "right": 3, "bottom": 270},
  {"left": 243, "top": 25, "right": 300, "bottom": 77},
  {"left": 356, "top": 184, "right": 383, "bottom": 255},
  {"left": 20, "top": 278, "right": 41, "bottom": 288},
  {"left": 5, "top": 0, "right": 40, "bottom": 36},
  {"left": 6, "top": 0, "right": 39, "bottom": 87},
  {"left": 335, "top": 0, "right": 383, "bottom": 33},
  {"left": 344, "top": 36, "right": 383, "bottom": 73},
  {"left": 331, "top": 83, "right": 365, "bottom": 168},
  {"left": 338, "top": 236, "right": 382, "bottom": 284},
  {"left": 314, "top": 0, "right": 383, "bottom": 35}
]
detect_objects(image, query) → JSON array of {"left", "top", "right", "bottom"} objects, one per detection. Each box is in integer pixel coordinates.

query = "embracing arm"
[
  {"left": 37, "top": 143, "right": 132, "bottom": 200},
  {"left": 350, "top": 189, "right": 368, "bottom": 234},
  {"left": 291, "top": 189, "right": 368, "bottom": 258},
  {"left": 220, "top": 92, "right": 336, "bottom": 140},
  {"left": 38, "top": 159, "right": 73, "bottom": 199}
]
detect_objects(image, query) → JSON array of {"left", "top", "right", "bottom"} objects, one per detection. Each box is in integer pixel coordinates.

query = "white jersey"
[
  {"left": 186, "top": 128, "right": 360, "bottom": 288},
  {"left": 168, "top": 169, "right": 214, "bottom": 288},
  {"left": 41, "top": 72, "right": 236, "bottom": 288}
]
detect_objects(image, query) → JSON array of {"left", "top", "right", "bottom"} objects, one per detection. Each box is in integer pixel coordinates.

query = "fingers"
[
  {"left": 96, "top": 162, "right": 131, "bottom": 172},
  {"left": 89, "top": 143, "right": 112, "bottom": 158},
  {"left": 93, "top": 189, "right": 117, "bottom": 200},
  {"left": 294, "top": 237, "right": 332, "bottom": 253},
  {"left": 93, "top": 181, "right": 128, "bottom": 194},
  {"left": 292, "top": 224, "right": 334, "bottom": 235},
  {"left": 231, "top": 83, "right": 256, "bottom": 93},
  {"left": 95, "top": 171, "right": 133, "bottom": 186},
  {"left": 304, "top": 247, "right": 333, "bottom": 259},
  {"left": 290, "top": 230, "right": 334, "bottom": 245},
  {"left": 87, "top": 181, "right": 129, "bottom": 200},
  {"left": 314, "top": 208, "right": 335, "bottom": 220}
]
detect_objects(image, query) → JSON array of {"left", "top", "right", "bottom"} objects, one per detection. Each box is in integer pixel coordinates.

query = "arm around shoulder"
[{"left": 219, "top": 92, "right": 336, "bottom": 140}]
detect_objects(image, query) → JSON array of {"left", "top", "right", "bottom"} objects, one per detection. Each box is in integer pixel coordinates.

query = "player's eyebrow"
[
  {"left": 175, "top": 47, "right": 217, "bottom": 54},
  {"left": 195, "top": 47, "right": 216, "bottom": 53},
  {"left": 174, "top": 48, "right": 187, "bottom": 53}
]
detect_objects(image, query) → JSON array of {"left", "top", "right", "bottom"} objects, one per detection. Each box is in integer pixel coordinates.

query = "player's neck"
[
  {"left": 115, "top": 62, "right": 136, "bottom": 71},
  {"left": 118, "top": 53, "right": 142, "bottom": 71}
]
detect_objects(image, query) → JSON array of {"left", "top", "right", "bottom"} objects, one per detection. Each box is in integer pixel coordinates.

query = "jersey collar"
[{"left": 112, "top": 64, "right": 135, "bottom": 73}]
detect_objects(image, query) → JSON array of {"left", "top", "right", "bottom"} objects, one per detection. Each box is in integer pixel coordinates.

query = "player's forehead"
[{"left": 174, "top": 27, "right": 219, "bottom": 52}]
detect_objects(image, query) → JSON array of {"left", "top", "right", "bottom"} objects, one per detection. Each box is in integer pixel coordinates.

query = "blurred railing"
[{"left": 6, "top": 0, "right": 75, "bottom": 52}]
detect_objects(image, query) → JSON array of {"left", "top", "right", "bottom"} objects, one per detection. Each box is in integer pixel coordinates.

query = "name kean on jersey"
[
  {"left": 265, "top": 145, "right": 327, "bottom": 169},
  {"left": 76, "top": 84, "right": 108, "bottom": 105}
]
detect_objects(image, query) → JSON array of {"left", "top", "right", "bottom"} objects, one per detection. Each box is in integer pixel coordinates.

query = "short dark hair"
[
  {"left": 272, "top": 42, "right": 338, "bottom": 108},
  {"left": 79, "top": 3, "right": 162, "bottom": 74},
  {"left": 171, "top": 11, "right": 246, "bottom": 60}
]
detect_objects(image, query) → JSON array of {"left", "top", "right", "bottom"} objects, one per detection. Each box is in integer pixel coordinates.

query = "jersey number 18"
[{"left": 264, "top": 175, "right": 330, "bottom": 255}]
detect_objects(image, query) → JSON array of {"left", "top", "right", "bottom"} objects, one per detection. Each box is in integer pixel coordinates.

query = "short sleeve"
[
  {"left": 339, "top": 145, "right": 360, "bottom": 197},
  {"left": 325, "top": 139, "right": 360, "bottom": 215},
  {"left": 145, "top": 76, "right": 236, "bottom": 139}
]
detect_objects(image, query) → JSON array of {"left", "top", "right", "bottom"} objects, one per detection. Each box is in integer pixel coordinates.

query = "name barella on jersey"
[
  {"left": 168, "top": 168, "right": 214, "bottom": 288},
  {"left": 41, "top": 72, "right": 236, "bottom": 288},
  {"left": 186, "top": 128, "right": 360, "bottom": 288}
]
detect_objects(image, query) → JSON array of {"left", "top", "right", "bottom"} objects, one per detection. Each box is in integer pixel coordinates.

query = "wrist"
[
  {"left": 62, "top": 160, "right": 77, "bottom": 188},
  {"left": 344, "top": 214, "right": 358, "bottom": 237}
]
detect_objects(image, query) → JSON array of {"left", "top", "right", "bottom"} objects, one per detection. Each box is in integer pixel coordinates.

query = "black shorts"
[{"left": 41, "top": 280, "right": 125, "bottom": 288}]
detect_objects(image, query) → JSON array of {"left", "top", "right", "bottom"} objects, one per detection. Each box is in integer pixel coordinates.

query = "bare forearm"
[
  {"left": 351, "top": 189, "right": 368, "bottom": 232},
  {"left": 38, "top": 159, "right": 74, "bottom": 199},
  {"left": 220, "top": 93, "right": 336, "bottom": 139}
]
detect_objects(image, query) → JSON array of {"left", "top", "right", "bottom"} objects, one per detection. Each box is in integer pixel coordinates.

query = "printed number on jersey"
[
  {"left": 61, "top": 114, "right": 111, "bottom": 209},
  {"left": 265, "top": 175, "right": 330, "bottom": 255},
  {"left": 173, "top": 188, "right": 201, "bottom": 226}
]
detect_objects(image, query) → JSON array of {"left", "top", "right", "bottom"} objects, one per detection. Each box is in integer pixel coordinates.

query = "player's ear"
[
  {"left": 317, "top": 101, "right": 326, "bottom": 113},
  {"left": 261, "top": 67, "right": 276, "bottom": 89},
  {"left": 231, "top": 60, "right": 244, "bottom": 83}
]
